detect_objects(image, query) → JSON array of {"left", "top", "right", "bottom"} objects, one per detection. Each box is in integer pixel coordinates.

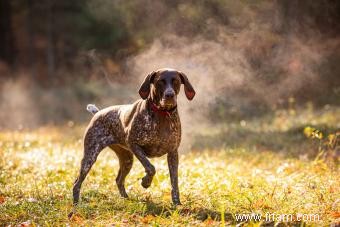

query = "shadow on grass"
[
  {"left": 131, "top": 199, "right": 306, "bottom": 226},
  {"left": 70, "top": 194, "right": 235, "bottom": 223},
  {"left": 142, "top": 199, "right": 234, "bottom": 221},
  {"left": 76, "top": 197, "right": 310, "bottom": 226}
]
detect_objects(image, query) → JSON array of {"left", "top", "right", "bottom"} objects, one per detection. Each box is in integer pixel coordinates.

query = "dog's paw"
[
  {"left": 141, "top": 175, "right": 153, "bottom": 188},
  {"left": 119, "top": 190, "right": 129, "bottom": 198},
  {"left": 174, "top": 201, "right": 182, "bottom": 207},
  {"left": 172, "top": 199, "right": 182, "bottom": 206}
]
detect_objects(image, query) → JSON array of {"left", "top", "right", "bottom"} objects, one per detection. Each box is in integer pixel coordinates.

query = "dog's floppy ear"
[
  {"left": 139, "top": 71, "right": 157, "bottom": 99},
  {"left": 179, "top": 71, "right": 195, "bottom": 100}
]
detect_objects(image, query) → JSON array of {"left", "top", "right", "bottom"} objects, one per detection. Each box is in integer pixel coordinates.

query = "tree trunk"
[
  {"left": 0, "top": 0, "right": 15, "bottom": 67},
  {"left": 46, "top": 0, "right": 55, "bottom": 79},
  {"left": 27, "top": 0, "right": 37, "bottom": 78}
]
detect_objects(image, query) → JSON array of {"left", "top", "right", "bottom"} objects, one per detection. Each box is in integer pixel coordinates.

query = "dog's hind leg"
[
  {"left": 72, "top": 125, "right": 115, "bottom": 206},
  {"left": 109, "top": 145, "right": 134, "bottom": 198}
]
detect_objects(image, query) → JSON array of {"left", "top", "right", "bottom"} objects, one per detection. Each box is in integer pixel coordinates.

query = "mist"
[
  {"left": 124, "top": 1, "right": 339, "bottom": 149},
  {"left": 0, "top": 0, "right": 339, "bottom": 133}
]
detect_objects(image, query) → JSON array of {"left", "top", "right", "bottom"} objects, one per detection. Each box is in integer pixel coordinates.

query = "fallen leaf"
[
  {"left": 330, "top": 211, "right": 340, "bottom": 219},
  {"left": 181, "top": 208, "right": 191, "bottom": 215},
  {"left": 70, "top": 213, "right": 84, "bottom": 224},
  {"left": 204, "top": 217, "right": 214, "bottom": 225},
  {"left": 141, "top": 214, "right": 154, "bottom": 224},
  {"left": 0, "top": 196, "right": 5, "bottom": 204},
  {"left": 19, "top": 220, "right": 31, "bottom": 227},
  {"left": 253, "top": 199, "right": 265, "bottom": 209}
]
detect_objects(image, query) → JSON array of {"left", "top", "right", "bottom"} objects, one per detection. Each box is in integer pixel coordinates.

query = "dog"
[{"left": 72, "top": 68, "right": 195, "bottom": 208}]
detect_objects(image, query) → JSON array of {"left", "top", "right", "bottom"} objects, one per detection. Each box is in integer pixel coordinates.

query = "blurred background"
[{"left": 0, "top": 0, "right": 339, "bottom": 154}]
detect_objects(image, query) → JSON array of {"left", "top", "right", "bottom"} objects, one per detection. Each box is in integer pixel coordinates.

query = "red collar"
[{"left": 150, "top": 102, "right": 176, "bottom": 117}]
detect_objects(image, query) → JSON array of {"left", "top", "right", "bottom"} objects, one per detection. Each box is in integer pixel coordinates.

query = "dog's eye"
[
  {"left": 173, "top": 79, "right": 180, "bottom": 87},
  {"left": 157, "top": 80, "right": 165, "bottom": 87}
]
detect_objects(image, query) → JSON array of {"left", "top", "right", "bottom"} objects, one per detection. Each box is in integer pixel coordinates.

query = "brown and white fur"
[{"left": 71, "top": 68, "right": 195, "bottom": 212}]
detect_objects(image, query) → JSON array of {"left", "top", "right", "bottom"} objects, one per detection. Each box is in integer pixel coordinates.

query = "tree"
[{"left": 0, "top": 0, "right": 15, "bottom": 67}]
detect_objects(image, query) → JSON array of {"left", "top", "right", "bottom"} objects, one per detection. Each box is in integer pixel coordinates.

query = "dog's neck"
[{"left": 147, "top": 99, "right": 177, "bottom": 117}]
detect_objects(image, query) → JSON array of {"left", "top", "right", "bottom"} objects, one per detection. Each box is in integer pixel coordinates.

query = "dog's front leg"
[
  {"left": 129, "top": 144, "right": 155, "bottom": 188},
  {"left": 167, "top": 150, "right": 181, "bottom": 205}
]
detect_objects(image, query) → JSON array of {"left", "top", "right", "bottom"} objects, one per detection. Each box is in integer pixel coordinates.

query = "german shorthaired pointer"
[{"left": 72, "top": 68, "right": 195, "bottom": 208}]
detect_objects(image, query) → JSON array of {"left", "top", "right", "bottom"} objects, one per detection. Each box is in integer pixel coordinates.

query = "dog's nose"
[{"left": 165, "top": 92, "right": 175, "bottom": 99}]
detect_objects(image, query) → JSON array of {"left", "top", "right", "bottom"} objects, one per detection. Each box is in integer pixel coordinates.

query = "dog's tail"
[{"left": 86, "top": 104, "right": 99, "bottom": 115}]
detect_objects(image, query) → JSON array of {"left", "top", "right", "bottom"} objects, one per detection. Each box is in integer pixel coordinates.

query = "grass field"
[{"left": 0, "top": 107, "right": 339, "bottom": 226}]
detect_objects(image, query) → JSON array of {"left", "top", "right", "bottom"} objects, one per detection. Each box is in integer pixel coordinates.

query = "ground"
[{"left": 0, "top": 107, "right": 339, "bottom": 226}]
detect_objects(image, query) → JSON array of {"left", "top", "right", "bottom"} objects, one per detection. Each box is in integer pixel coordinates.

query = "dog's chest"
[{"left": 130, "top": 113, "right": 181, "bottom": 157}]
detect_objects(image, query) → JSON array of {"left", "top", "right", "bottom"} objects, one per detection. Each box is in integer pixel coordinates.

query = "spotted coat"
[{"left": 71, "top": 68, "right": 195, "bottom": 213}]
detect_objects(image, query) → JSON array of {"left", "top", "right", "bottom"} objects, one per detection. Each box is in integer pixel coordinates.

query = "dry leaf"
[
  {"left": 204, "top": 217, "right": 214, "bottom": 225},
  {"left": 329, "top": 185, "right": 335, "bottom": 193},
  {"left": 141, "top": 214, "right": 155, "bottom": 224},
  {"left": 0, "top": 196, "right": 5, "bottom": 204},
  {"left": 19, "top": 220, "right": 31, "bottom": 227},
  {"left": 70, "top": 213, "right": 84, "bottom": 224},
  {"left": 330, "top": 211, "right": 340, "bottom": 219},
  {"left": 253, "top": 199, "right": 265, "bottom": 209}
]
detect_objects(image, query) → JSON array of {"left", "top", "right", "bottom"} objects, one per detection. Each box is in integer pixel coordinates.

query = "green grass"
[{"left": 0, "top": 107, "right": 339, "bottom": 226}]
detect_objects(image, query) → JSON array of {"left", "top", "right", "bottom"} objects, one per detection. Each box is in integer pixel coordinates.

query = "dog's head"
[{"left": 139, "top": 68, "right": 195, "bottom": 110}]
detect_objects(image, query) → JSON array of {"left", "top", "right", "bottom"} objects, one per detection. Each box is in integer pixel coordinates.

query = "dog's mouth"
[{"left": 160, "top": 98, "right": 177, "bottom": 110}]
